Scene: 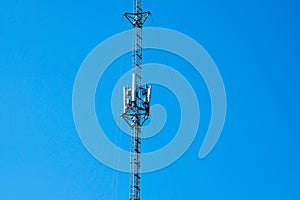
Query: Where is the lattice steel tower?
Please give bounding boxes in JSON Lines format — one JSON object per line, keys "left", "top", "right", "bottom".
{"left": 121, "top": 0, "right": 151, "bottom": 200}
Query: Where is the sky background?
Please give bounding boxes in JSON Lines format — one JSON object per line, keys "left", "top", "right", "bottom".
{"left": 1, "top": 0, "right": 300, "bottom": 199}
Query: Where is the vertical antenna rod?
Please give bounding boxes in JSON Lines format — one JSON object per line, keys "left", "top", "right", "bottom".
{"left": 122, "top": 1, "right": 151, "bottom": 200}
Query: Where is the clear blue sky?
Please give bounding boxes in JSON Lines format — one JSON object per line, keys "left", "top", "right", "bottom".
{"left": 1, "top": 0, "right": 300, "bottom": 199}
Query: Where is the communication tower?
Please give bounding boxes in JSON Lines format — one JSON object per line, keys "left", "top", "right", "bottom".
{"left": 121, "top": 0, "right": 151, "bottom": 199}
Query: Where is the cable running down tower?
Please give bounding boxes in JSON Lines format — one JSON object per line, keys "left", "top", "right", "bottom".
{"left": 122, "top": 0, "right": 151, "bottom": 200}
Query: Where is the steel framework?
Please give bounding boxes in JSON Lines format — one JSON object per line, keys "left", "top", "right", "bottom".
{"left": 121, "top": 0, "right": 151, "bottom": 200}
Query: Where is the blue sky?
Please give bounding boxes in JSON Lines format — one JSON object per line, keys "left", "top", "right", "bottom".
{"left": 1, "top": 0, "right": 300, "bottom": 199}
